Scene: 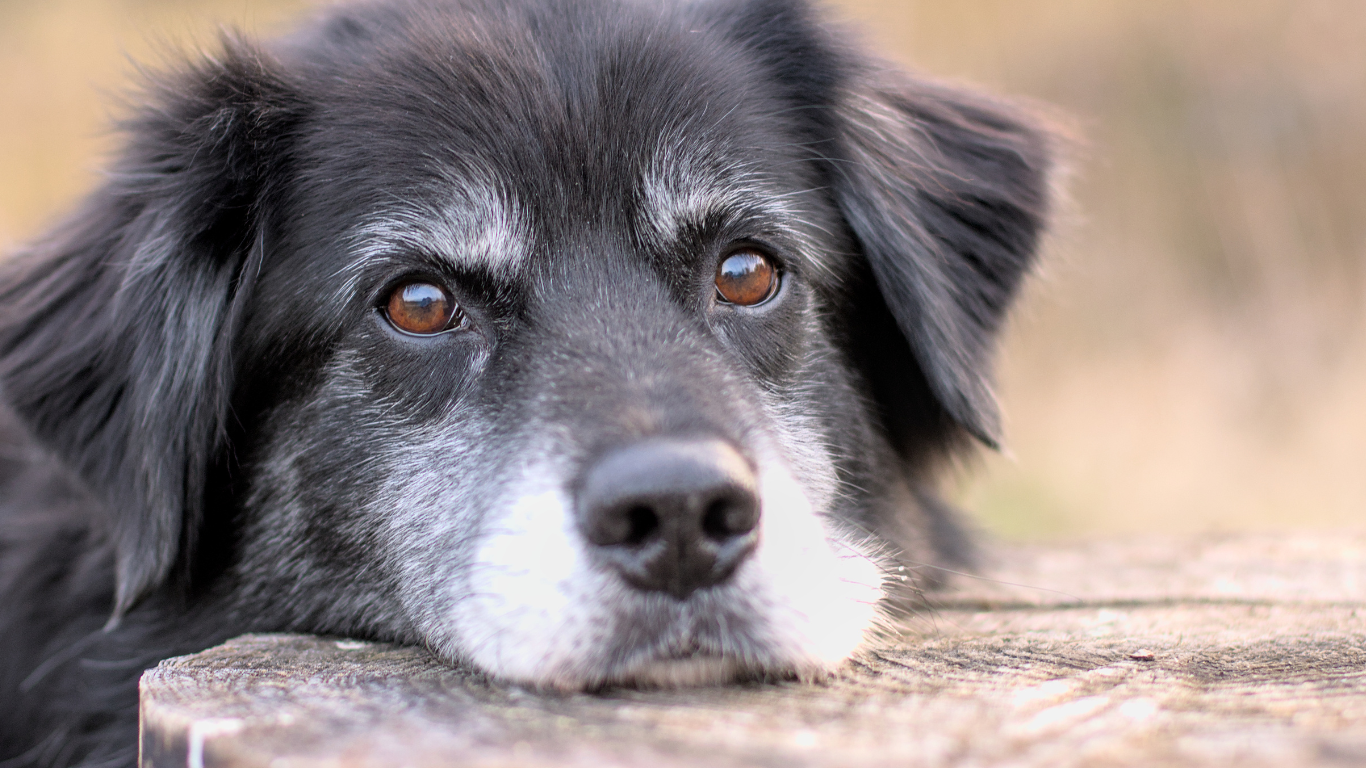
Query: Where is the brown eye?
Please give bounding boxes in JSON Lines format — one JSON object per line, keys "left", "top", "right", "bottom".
{"left": 385, "top": 281, "right": 460, "bottom": 335}
{"left": 715, "top": 249, "right": 778, "bottom": 306}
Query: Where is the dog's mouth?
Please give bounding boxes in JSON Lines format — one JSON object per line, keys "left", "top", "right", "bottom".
{"left": 593, "top": 634, "right": 758, "bottom": 689}
{"left": 585, "top": 621, "right": 787, "bottom": 690}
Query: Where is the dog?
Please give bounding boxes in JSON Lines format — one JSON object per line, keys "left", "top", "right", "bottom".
{"left": 0, "top": 0, "right": 1054, "bottom": 764}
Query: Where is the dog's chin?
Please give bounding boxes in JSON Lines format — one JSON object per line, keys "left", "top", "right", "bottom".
{"left": 603, "top": 655, "right": 836, "bottom": 690}
{"left": 530, "top": 651, "right": 826, "bottom": 693}
{"left": 598, "top": 654, "right": 748, "bottom": 690}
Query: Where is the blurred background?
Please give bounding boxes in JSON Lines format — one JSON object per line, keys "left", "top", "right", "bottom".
{"left": 1, "top": 0, "right": 1362, "bottom": 541}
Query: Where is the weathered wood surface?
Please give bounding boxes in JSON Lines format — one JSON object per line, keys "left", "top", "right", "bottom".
{"left": 140, "top": 532, "right": 1366, "bottom": 768}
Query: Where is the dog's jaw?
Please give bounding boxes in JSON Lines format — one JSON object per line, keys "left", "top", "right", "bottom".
{"left": 436, "top": 450, "right": 884, "bottom": 691}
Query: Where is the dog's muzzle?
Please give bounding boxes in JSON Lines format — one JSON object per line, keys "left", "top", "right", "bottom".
{"left": 576, "top": 438, "right": 760, "bottom": 600}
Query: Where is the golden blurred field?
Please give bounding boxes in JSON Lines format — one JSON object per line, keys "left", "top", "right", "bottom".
{"left": 2, "top": 0, "right": 1362, "bottom": 541}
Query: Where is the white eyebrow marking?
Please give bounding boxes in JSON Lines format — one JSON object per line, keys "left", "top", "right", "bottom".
{"left": 636, "top": 132, "right": 837, "bottom": 283}
{"left": 639, "top": 136, "right": 776, "bottom": 245}
{"left": 334, "top": 180, "right": 531, "bottom": 303}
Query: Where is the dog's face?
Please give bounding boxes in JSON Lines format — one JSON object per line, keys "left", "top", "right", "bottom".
{"left": 0, "top": 0, "right": 1052, "bottom": 689}
{"left": 246, "top": 15, "right": 881, "bottom": 685}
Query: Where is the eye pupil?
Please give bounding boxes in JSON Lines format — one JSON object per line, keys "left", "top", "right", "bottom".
{"left": 386, "top": 282, "right": 457, "bottom": 335}
{"left": 715, "top": 250, "right": 777, "bottom": 306}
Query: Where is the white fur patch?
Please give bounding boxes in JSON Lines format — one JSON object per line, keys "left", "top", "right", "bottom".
{"left": 336, "top": 180, "right": 530, "bottom": 303}
{"left": 447, "top": 476, "right": 613, "bottom": 685}
{"left": 737, "top": 457, "right": 883, "bottom": 670}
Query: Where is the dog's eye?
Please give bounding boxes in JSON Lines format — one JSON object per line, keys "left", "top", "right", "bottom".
{"left": 385, "top": 281, "right": 462, "bottom": 335}
{"left": 715, "top": 249, "right": 778, "bottom": 307}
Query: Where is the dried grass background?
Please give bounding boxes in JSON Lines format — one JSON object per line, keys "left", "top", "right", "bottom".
{"left": 2, "top": 0, "right": 1362, "bottom": 541}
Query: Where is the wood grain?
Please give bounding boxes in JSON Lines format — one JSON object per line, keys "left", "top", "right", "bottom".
{"left": 139, "top": 532, "right": 1366, "bottom": 767}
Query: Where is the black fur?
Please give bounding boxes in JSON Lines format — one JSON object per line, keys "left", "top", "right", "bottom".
{"left": 0, "top": 0, "right": 1053, "bottom": 764}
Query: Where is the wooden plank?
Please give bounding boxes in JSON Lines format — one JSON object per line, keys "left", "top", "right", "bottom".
{"left": 139, "top": 533, "right": 1366, "bottom": 768}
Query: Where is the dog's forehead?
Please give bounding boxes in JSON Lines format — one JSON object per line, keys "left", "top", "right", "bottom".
{"left": 290, "top": 0, "right": 828, "bottom": 281}
{"left": 345, "top": 144, "right": 813, "bottom": 279}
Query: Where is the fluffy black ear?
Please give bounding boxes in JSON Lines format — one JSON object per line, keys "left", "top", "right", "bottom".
{"left": 829, "top": 68, "right": 1055, "bottom": 452}
{"left": 0, "top": 38, "right": 303, "bottom": 616}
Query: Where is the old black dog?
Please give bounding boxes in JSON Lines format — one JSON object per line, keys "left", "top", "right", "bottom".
{"left": 0, "top": 0, "right": 1053, "bottom": 764}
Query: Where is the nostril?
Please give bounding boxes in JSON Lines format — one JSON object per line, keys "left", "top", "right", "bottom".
{"left": 625, "top": 505, "right": 658, "bottom": 546}
{"left": 701, "top": 500, "right": 729, "bottom": 540}
{"left": 701, "top": 494, "right": 757, "bottom": 541}
{"left": 587, "top": 503, "right": 660, "bottom": 547}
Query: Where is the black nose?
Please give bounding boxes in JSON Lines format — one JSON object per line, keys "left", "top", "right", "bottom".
{"left": 577, "top": 438, "right": 760, "bottom": 600}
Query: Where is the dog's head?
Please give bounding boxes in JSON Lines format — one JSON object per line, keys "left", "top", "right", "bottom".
{"left": 0, "top": 0, "right": 1052, "bottom": 688}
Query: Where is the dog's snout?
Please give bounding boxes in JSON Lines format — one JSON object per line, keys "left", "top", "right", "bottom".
{"left": 578, "top": 438, "right": 760, "bottom": 600}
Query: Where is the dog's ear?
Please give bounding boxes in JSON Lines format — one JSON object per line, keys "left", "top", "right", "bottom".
{"left": 0, "top": 38, "right": 303, "bottom": 616}
{"left": 829, "top": 69, "right": 1055, "bottom": 454}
